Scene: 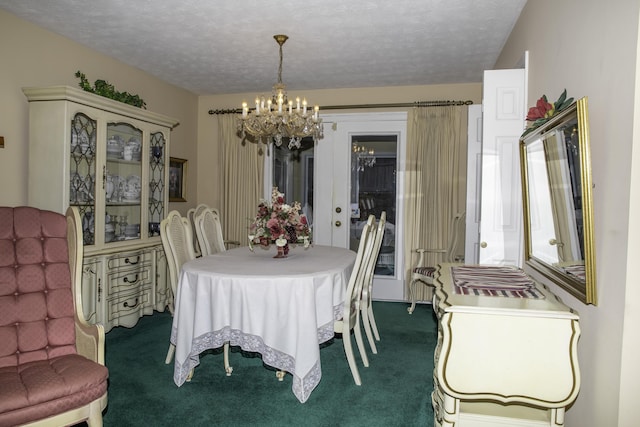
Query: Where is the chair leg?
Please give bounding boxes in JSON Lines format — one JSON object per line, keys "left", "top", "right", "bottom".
{"left": 165, "top": 343, "right": 175, "bottom": 364}
{"left": 86, "top": 399, "right": 104, "bottom": 427}
{"left": 342, "top": 327, "right": 362, "bottom": 386}
{"left": 361, "top": 305, "right": 378, "bottom": 354}
{"left": 223, "top": 341, "right": 233, "bottom": 376}
{"left": 368, "top": 304, "right": 380, "bottom": 341}
{"left": 354, "top": 312, "right": 369, "bottom": 368}
{"left": 407, "top": 276, "right": 420, "bottom": 314}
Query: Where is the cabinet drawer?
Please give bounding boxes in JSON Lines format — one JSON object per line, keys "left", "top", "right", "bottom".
{"left": 107, "top": 266, "right": 152, "bottom": 296}
{"left": 107, "top": 287, "right": 154, "bottom": 327}
{"left": 107, "top": 250, "right": 152, "bottom": 269}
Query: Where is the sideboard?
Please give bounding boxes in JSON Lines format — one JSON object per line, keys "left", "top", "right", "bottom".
{"left": 432, "top": 263, "right": 580, "bottom": 427}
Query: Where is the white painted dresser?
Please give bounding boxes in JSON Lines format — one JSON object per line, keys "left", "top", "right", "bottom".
{"left": 432, "top": 264, "right": 580, "bottom": 427}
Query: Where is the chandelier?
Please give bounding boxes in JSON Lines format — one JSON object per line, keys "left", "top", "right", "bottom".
{"left": 352, "top": 142, "right": 376, "bottom": 171}
{"left": 238, "top": 35, "right": 323, "bottom": 150}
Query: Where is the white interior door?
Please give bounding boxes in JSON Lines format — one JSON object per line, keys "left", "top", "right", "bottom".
{"left": 478, "top": 68, "right": 526, "bottom": 266}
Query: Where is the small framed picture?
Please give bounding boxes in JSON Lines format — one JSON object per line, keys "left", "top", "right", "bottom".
{"left": 169, "top": 157, "right": 187, "bottom": 202}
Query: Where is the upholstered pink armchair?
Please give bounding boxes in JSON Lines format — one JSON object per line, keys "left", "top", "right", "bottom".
{"left": 0, "top": 206, "right": 108, "bottom": 426}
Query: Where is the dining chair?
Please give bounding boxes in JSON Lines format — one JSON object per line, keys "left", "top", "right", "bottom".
{"left": 334, "top": 214, "right": 377, "bottom": 386}
{"left": 407, "top": 211, "right": 466, "bottom": 314}
{"left": 194, "top": 207, "right": 227, "bottom": 255}
{"left": 361, "top": 211, "right": 386, "bottom": 354}
{"left": 160, "top": 210, "right": 232, "bottom": 376}
{"left": 186, "top": 203, "right": 209, "bottom": 257}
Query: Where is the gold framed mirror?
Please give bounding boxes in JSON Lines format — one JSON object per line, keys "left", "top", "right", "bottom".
{"left": 520, "top": 97, "right": 597, "bottom": 304}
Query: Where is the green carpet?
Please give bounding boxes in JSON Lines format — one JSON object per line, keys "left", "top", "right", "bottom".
{"left": 98, "top": 301, "right": 436, "bottom": 426}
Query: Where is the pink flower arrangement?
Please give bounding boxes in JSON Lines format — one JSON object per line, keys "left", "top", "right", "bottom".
{"left": 248, "top": 187, "right": 311, "bottom": 250}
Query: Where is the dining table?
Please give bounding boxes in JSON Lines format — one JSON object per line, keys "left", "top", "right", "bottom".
{"left": 170, "top": 244, "right": 356, "bottom": 403}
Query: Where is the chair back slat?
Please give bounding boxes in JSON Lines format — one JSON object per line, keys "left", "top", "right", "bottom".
{"left": 343, "top": 215, "right": 376, "bottom": 327}
{"left": 195, "top": 208, "right": 226, "bottom": 256}
{"left": 160, "top": 211, "right": 195, "bottom": 305}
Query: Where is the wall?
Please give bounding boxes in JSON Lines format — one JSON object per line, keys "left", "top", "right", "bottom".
{"left": 0, "top": 9, "right": 198, "bottom": 214}
{"left": 197, "top": 84, "right": 482, "bottom": 208}
{"left": 0, "top": 6, "right": 482, "bottom": 234}
{"left": 495, "top": 0, "right": 640, "bottom": 425}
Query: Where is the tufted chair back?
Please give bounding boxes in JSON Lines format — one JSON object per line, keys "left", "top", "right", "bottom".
{"left": 0, "top": 206, "right": 77, "bottom": 367}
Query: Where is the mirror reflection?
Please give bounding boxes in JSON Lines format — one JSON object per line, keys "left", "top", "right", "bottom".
{"left": 521, "top": 97, "right": 596, "bottom": 304}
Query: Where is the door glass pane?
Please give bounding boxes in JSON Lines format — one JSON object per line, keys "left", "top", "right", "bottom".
{"left": 70, "top": 113, "right": 97, "bottom": 246}
{"left": 105, "top": 122, "right": 142, "bottom": 243}
{"left": 272, "top": 138, "right": 315, "bottom": 226}
{"left": 350, "top": 135, "right": 397, "bottom": 276}
{"left": 149, "top": 131, "right": 166, "bottom": 237}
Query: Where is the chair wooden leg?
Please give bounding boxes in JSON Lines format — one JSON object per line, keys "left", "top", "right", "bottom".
{"left": 407, "top": 277, "right": 420, "bottom": 314}
{"left": 361, "top": 305, "right": 378, "bottom": 354}
{"left": 165, "top": 343, "right": 175, "bottom": 364}
{"left": 354, "top": 313, "right": 369, "bottom": 368}
{"left": 86, "top": 400, "right": 104, "bottom": 427}
{"left": 223, "top": 341, "right": 233, "bottom": 376}
{"left": 342, "top": 328, "right": 362, "bottom": 386}
{"left": 368, "top": 304, "right": 380, "bottom": 341}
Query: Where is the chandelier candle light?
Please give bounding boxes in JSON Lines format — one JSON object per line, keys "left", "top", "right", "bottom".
{"left": 238, "top": 35, "right": 323, "bottom": 150}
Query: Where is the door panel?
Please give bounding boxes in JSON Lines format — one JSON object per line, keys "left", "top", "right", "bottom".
{"left": 465, "top": 104, "right": 483, "bottom": 264}
{"left": 479, "top": 69, "right": 525, "bottom": 266}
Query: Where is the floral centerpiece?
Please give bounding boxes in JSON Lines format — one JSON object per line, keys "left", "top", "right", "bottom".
{"left": 522, "top": 89, "right": 574, "bottom": 137}
{"left": 248, "top": 187, "right": 311, "bottom": 258}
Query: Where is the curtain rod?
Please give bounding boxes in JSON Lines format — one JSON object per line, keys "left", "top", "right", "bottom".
{"left": 208, "top": 99, "right": 473, "bottom": 115}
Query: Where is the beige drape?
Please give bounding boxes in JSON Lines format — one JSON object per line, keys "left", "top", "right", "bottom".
{"left": 217, "top": 115, "right": 264, "bottom": 245}
{"left": 403, "top": 105, "right": 467, "bottom": 302}
{"left": 545, "top": 130, "right": 579, "bottom": 264}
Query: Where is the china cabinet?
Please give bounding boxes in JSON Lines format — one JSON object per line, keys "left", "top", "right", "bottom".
{"left": 24, "top": 86, "right": 178, "bottom": 332}
{"left": 431, "top": 263, "right": 580, "bottom": 427}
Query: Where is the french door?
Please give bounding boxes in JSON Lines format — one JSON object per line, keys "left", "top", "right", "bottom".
{"left": 266, "top": 112, "right": 407, "bottom": 301}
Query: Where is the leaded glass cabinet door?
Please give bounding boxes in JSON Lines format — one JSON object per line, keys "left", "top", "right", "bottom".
{"left": 105, "top": 122, "right": 143, "bottom": 243}
{"left": 70, "top": 112, "right": 97, "bottom": 246}
{"left": 148, "top": 131, "right": 166, "bottom": 237}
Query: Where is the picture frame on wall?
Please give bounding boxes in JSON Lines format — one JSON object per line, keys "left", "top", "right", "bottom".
{"left": 169, "top": 157, "right": 187, "bottom": 202}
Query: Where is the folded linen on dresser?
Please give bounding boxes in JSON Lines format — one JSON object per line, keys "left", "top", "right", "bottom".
{"left": 451, "top": 265, "right": 545, "bottom": 298}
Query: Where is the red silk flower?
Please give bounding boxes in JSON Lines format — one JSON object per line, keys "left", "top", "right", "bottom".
{"left": 526, "top": 96, "right": 554, "bottom": 121}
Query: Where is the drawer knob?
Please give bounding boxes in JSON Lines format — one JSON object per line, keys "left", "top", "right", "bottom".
{"left": 124, "top": 298, "right": 140, "bottom": 309}
{"left": 125, "top": 256, "right": 140, "bottom": 265}
{"left": 123, "top": 274, "right": 139, "bottom": 284}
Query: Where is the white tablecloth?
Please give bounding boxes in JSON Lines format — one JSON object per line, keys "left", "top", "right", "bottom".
{"left": 170, "top": 244, "right": 356, "bottom": 403}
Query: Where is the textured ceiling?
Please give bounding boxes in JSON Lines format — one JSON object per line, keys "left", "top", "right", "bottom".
{"left": 0, "top": 0, "right": 527, "bottom": 96}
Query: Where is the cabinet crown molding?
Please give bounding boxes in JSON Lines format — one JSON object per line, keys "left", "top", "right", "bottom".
{"left": 23, "top": 85, "right": 179, "bottom": 129}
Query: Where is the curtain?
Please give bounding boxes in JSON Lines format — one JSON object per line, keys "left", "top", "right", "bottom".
{"left": 403, "top": 105, "right": 467, "bottom": 302}
{"left": 545, "top": 130, "right": 580, "bottom": 264}
{"left": 217, "top": 115, "right": 264, "bottom": 245}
